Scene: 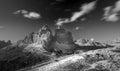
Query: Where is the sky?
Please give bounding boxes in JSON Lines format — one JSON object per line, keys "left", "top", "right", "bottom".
{"left": 0, "top": 0, "right": 120, "bottom": 42}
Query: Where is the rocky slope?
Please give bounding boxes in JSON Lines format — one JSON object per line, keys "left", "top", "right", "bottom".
{"left": 18, "top": 47, "right": 120, "bottom": 71}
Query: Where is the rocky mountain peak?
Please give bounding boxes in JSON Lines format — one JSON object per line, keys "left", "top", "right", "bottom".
{"left": 41, "top": 25, "right": 49, "bottom": 30}
{"left": 19, "top": 25, "right": 53, "bottom": 46}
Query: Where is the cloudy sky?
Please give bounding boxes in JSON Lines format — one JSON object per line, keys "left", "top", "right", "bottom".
{"left": 0, "top": 0, "right": 120, "bottom": 42}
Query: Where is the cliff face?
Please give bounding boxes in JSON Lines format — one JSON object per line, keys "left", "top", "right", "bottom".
{"left": 17, "top": 25, "right": 54, "bottom": 53}
{"left": 23, "top": 25, "right": 53, "bottom": 45}
{"left": 22, "top": 26, "right": 77, "bottom": 54}
{"left": 54, "top": 29, "right": 73, "bottom": 44}
{"left": 51, "top": 28, "right": 77, "bottom": 54}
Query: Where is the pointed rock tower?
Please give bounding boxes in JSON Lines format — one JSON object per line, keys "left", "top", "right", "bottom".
{"left": 17, "top": 25, "right": 54, "bottom": 53}
{"left": 51, "top": 28, "right": 77, "bottom": 54}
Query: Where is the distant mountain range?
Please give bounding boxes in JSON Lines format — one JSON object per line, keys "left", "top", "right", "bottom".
{"left": 0, "top": 40, "right": 11, "bottom": 49}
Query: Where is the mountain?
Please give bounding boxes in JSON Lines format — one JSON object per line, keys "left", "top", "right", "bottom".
{"left": 75, "top": 38, "right": 108, "bottom": 47}
{"left": 0, "top": 40, "right": 11, "bottom": 49}
{"left": 0, "top": 25, "right": 54, "bottom": 71}
{"left": 0, "top": 25, "right": 79, "bottom": 71}
{"left": 17, "top": 25, "right": 54, "bottom": 53}
{"left": 74, "top": 38, "right": 114, "bottom": 53}
{"left": 0, "top": 25, "right": 117, "bottom": 71}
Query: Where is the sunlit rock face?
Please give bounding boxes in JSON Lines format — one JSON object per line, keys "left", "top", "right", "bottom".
{"left": 18, "top": 25, "right": 54, "bottom": 52}
{"left": 51, "top": 28, "right": 77, "bottom": 54}
{"left": 24, "top": 25, "right": 53, "bottom": 44}
{"left": 33, "top": 25, "right": 53, "bottom": 48}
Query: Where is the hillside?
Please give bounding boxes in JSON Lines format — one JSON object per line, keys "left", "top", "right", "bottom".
{"left": 18, "top": 46, "right": 120, "bottom": 71}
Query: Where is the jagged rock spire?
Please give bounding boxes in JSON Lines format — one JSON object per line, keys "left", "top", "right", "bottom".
{"left": 22, "top": 25, "right": 53, "bottom": 45}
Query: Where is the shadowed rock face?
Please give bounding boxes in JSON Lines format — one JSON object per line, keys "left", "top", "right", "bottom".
{"left": 50, "top": 28, "right": 77, "bottom": 54}
{"left": 54, "top": 29, "right": 73, "bottom": 44}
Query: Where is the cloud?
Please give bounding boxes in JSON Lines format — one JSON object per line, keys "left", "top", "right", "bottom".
{"left": 75, "top": 27, "right": 80, "bottom": 30}
{"left": 13, "top": 10, "right": 28, "bottom": 14}
{"left": 81, "top": 18, "right": 86, "bottom": 21}
{"left": 102, "top": 0, "right": 120, "bottom": 22}
{"left": 56, "top": 18, "right": 69, "bottom": 28}
{"left": 23, "top": 12, "right": 41, "bottom": 19}
{"left": 70, "top": 1, "right": 96, "bottom": 22}
{"left": 104, "top": 13, "right": 119, "bottom": 22}
{"left": 56, "top": 1, "right": 97, "bottom": 28}
{"left": 13, "top": 10, "right": 41, "bottom": 19}
{"left": 113, "top": 0, "right": 120, "bottom": 12}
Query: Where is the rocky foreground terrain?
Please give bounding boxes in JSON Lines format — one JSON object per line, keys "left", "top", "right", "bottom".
{"left": 0, "top": 25, "right": 120, "bottom": 71}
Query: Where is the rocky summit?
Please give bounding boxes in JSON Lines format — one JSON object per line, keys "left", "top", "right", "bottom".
{"left": 23, "top": 25, "right": 53, "bottom": 45}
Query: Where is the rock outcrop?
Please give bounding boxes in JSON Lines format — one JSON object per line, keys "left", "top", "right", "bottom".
{"left": 23, "top": 25, "right": 53, "bottom": 45}
{"left": 75, "top": 38, "right": 108, "bottom": 47}
{"left": 51, "top": 28, "right": 77, "bottom": 54}
{"left": 17, "top": 25, "right": 54, "bottom": 53}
